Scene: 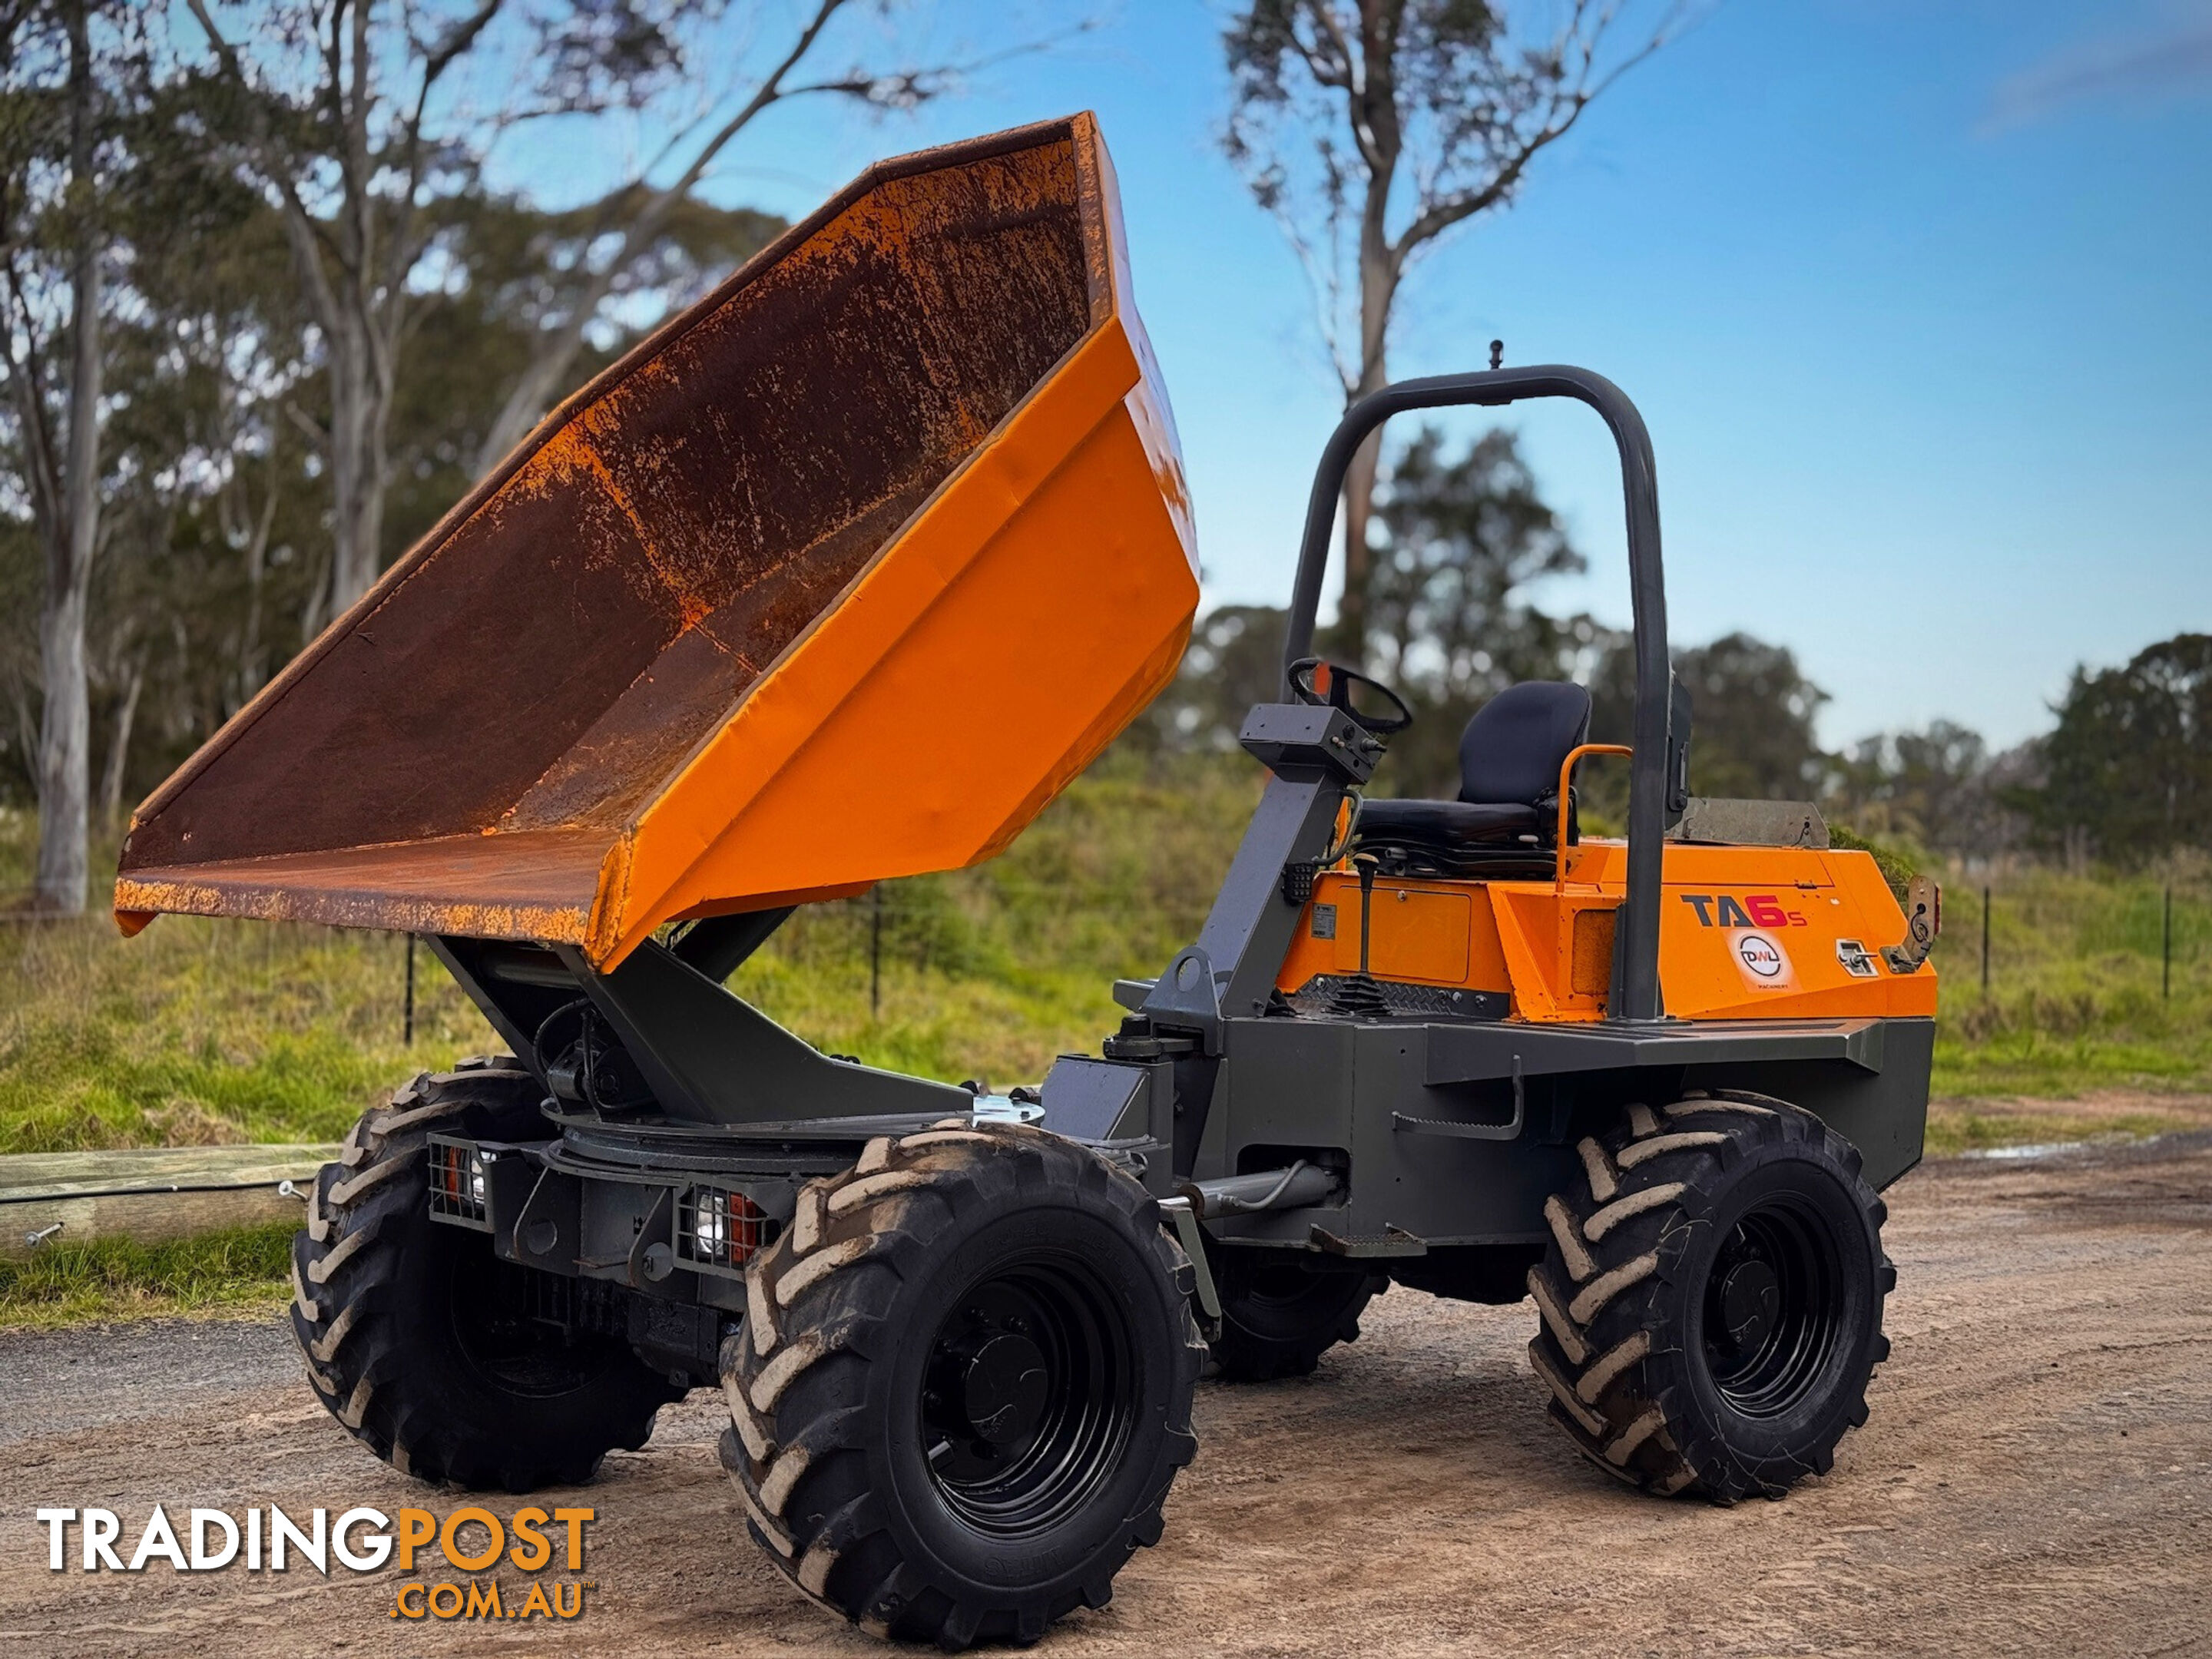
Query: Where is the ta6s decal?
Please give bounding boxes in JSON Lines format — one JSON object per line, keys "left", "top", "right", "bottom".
{"left": 1681, "top": 893, "right": 1810, "bottom": 929}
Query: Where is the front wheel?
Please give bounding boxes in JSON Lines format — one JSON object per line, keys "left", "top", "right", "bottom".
{"left": 721, "top": 1122, "right": 1204, "bottom": 1650}
{"left": 292, "top": 1061, "right": 685, "bottom": 1490}
{"left": 1527, "top": 1091, "right": 1893, "bottom": 1502}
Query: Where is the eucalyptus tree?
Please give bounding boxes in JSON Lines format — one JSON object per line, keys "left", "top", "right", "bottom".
{"left": 0, "top": 0, "right": 151, "bottom": 908}
{"left": 1221, "top": 0, "right": 1690, "bottom": 664}
{"left": 181, "top": 0, "right": 1027, "bottom": 625}
{"left": 2030, "top": 634, "right": 2212, "bottom": 865}
{"left": 469, "top": 0, "right": 997, "bottom": 476}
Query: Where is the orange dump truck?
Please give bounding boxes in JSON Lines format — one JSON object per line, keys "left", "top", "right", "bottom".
{"left": 118, "top": 114, "right": 1938, "bottom": 1651}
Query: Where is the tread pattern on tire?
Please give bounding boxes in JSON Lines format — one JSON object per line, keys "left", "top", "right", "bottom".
{"left": 1526, "top": 1090, "right": 1896, "bottom": 1502}
{"left": 720, "top": 1119, "right": 1205, "bottom": 1649}
{"left": 291, "top": 1057, "right": 680, "bottom": 1490}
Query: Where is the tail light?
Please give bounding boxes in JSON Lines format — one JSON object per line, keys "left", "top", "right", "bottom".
{"left": 678, "top": 1186, "right": 779, "bottom": 1270}
{"left": 428, "top": 1141, "right": 488, "bottom": 1223}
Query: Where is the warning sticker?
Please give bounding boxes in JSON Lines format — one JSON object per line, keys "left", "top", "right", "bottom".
{"left": 1730, "top": 930, "right": 1795, "bottom": 988}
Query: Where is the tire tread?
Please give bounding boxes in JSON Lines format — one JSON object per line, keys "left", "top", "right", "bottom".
{"left": 722, "top": 1123, "right": 1200, "bottom": 1650}
{"left": 1528, "top": 1090, "right": 1894, "bottom": 1502}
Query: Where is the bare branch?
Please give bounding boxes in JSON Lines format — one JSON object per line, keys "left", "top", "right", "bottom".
{"left": 1390, "top": 104, "right": 1572, "bottom": 261}
{"left": 1218, "top": 0, "right": 1697, "bottom": 664}
{"left": 1296, "top": 3, "right": 1359, "bottom": 93}
{"left": 0, "top": 250, "right": 64, "bottom": 548}
{"left": 182, "top": 0, "right": 342, "bottom": 330}
{"left": 386, "top": 0, "right": 505, "bottom": 303}
{"left": 281, "top": 396, "right": 327, "bottom": 449}
{"left": 472, "top": 0, "right": 1068, "bottom": 474}
{"left": 657, "top": 0, "right": 854, "bottom": 208}
{"left": 419, "top": 0, "right": 503, "bottom": 92}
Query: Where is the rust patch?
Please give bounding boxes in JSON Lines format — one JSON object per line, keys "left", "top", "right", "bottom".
{"left": 115, "top": 830, "right": 609, "bottom": 944}
{"left": 120, "top": 128, "right": 1092, "bottom": 892}
{"left": 1571, "top": 906, "right": 1617, "bottom": 997}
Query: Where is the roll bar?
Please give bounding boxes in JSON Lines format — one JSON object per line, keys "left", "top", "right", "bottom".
{"left": 1280, "top": 365, "right": 1677, "bottom": 1023}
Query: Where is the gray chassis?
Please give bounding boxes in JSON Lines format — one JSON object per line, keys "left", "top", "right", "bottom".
{"left": 416, "top": 714, "right": 1930, "bottom": 1387}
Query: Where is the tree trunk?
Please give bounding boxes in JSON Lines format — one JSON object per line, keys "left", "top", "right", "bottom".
{"left": 33, "top": 1, "right": 101, "bottom": 914}
{"left": 279, "top": 0, "right": 399, "bottom": 624}
{"left": 1335, "top": 162, "right": 1399, "bottom": 670}
{"left": 34, "top": 579, "right": 91, "bottom": 910}
{"left": 1336, "top": 358, "right": 1386, "bottom": 667}
{"left": 98, "top": 658, "right": 144, "bottom": 823}
{"left": 476, "top": 329, "right": 579, "bottom": 477}
{"left": 323, "top": 312, "right": 382, "bottom": 616}
{"left": 1332, "top": 0, "right": 1402, "bottom": 673}
{"left": 234, "top": 469, "right": 276, "bottom": 707}
{"left": 310, "top": 303, "right": 395, "bottom": 621}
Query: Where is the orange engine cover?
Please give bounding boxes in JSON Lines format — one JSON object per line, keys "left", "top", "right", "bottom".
{"left": 1276, "top": 841, "right": 1938, "bottom": 1022}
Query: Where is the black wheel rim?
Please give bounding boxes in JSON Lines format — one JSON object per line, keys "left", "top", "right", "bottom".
{"left": 920, "top": 1253, "right": 1138, "bottom": 1539}
{"left": 1699, "top": 1195, "right": 1846, "bottom": 1419}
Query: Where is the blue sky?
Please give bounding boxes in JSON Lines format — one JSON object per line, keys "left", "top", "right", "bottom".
{"left": 495, "top": 1, "right": 2212, "bottom": 751}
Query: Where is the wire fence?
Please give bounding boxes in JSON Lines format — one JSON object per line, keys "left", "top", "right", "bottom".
{"left": 1947, "top": 880, "right": 2207, "bottom": 1001}
{"left": 6, "top": 865, "right": 2207, "bottom": 1054}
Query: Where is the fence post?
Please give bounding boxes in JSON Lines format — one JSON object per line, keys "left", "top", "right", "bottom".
{"left": 403, "top": 932, "right": 416, "bottom": 1046}
{"left": 870, "top": 887, "right": 882, "bottom": 1020}
{"left": 1981, "top": 886, "right": 1992, "bottom": 998}
{"left": 2164, "top": 886, "right": 2173, "bottom": 1000}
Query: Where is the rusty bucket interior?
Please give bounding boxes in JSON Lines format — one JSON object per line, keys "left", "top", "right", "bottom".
{"left": 116, "top": 114, "right": 1199, "bottom": 967}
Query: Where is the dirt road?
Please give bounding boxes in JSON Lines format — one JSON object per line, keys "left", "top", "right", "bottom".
{"left": 4, "top": 1135, "right": 2210, "bottom": 1657}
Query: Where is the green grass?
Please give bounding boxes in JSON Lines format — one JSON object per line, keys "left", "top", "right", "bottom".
{"left": 0, "top": 906, "right": 505, "bottom": 1154}
{"left": 1923, "top": 856, "right": 2212, "bottom": 1098}
{"left": 0, "top": 757, "right": 1259, "bottom": 1152}
{"left": 0, "top": 1220, "right": 294, "bottom": 1330}
{"left": 3, "top": 769, "right": 2208, "bottom": 1175}
{"left": 1922, "top": 1098, "right": 2209, "bottom": 1159}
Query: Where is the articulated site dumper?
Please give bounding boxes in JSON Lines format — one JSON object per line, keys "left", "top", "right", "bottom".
{"left": 117, "top": 115, "right": 1942, "bottom": 1649}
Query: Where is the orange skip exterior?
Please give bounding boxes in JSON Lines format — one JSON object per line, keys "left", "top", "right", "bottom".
{"left": 1275, "top": 841, "right": 1939, "bottom": 1024}
{"left": 112, "top": 115, "right": 1197, "bottom": 970}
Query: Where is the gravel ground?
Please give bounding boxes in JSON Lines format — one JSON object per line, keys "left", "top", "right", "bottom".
{"left": 2, "top": 1134, "right": 2209, "bottom": 1657}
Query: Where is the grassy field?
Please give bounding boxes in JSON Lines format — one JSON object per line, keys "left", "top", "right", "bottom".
{"left": 4, "top": 767, "right": 2209, "bottom": 1157}
{"left": 0, "top": 1220, "right": 294, "bottom": 1330}
{"left": 1917, "top": 855, "right": 2212, "bottom": 1153}
{"left": 2, "top": 761, "right": 2209, "bottom": 1323}
{"left": 1926, "top": 864, "right": 2212, "bottom": 1091}
{"left": 0, "top": 757, "right": 1256, "bottom": 1156}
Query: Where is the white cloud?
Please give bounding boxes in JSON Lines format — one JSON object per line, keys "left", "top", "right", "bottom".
{"left": 1985, "top": 2, "right": 2212, "bottom": 130}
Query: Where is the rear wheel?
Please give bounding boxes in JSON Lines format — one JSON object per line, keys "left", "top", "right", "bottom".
{"left": 292, "top": 1060, "right": 684, "bottom": 1490}
{"left": 1526, "top": 1091, "right": 1893, "bottom": 1501}
{"left": 1207, "top": 1252, "right": 1384, "bottom": 1381}
{"left": 721, "top": 1121, "right": 1204, "bottom": 1650}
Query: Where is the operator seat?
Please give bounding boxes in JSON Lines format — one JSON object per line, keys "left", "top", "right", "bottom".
{"left": 1354, "top": 681, "right": 1592, "bottom": 876}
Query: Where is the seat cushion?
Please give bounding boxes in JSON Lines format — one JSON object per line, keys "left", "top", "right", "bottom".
{"left": 1459, "top": 681, "right": 1591, "bottom": 806}
{"left": 1356, "top": 798, "right": 1544, "bottom": 851}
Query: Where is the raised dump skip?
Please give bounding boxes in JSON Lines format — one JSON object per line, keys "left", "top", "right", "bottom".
{"left": 115, "top": 114, "right": 1198, "bottom": 969}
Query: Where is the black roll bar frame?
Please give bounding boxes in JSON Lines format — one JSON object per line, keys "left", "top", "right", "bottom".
{"left": 1280, "top": 366, "right": 1674, "bottom": 1023}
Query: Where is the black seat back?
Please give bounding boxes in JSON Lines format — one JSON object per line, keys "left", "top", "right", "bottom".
{"left": 1458, "top": 681, "right": 1592, "bottom": 806}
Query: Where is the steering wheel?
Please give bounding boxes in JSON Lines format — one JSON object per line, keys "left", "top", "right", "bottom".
{"left": 1287, "top": 657, "right": 1414, "bottom": 736}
